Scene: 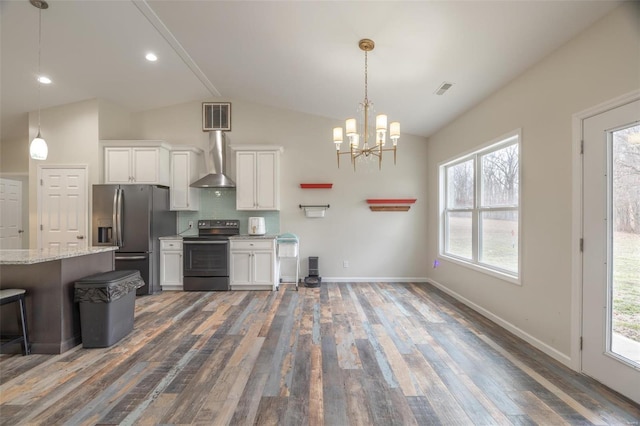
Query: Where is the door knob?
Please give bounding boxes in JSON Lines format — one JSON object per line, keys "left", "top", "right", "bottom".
{"left": 77, "top": 235, "right": 85, "bottom": 240}
{"left": 17, "top": 229, "right": 24, "bottom": 234}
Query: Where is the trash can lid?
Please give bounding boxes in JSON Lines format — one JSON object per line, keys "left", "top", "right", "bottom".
{"left": 75, "top": 270, "right": 140, "bottom": 286}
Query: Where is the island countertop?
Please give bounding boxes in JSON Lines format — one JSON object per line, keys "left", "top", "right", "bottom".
{"left": 0, "top": 246, "right": 118, "bottom": 265}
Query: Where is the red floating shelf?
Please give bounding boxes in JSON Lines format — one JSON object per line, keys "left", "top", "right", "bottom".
{"left": 300, "top": 183, "right": 333, "bottom": 189}
{"left": 366, "top": 198, "right": 417, "bottom": 204}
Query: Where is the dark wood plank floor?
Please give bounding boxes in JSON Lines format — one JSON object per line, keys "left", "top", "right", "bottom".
{"left": 1, "top": 282, "right": 639, "bottom": 425}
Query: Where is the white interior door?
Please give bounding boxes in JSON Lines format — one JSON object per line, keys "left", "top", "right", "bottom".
{"left": 582, "top": 99, "right": 640, "bottom": 404}
{"left": 0, "top": 178, "right": 24, "bottom": 249}
{"left": 38, "top": 166, "right": 88, "bottom": 250}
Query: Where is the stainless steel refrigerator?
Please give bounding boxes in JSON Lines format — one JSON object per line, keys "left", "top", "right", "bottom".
{"left": 92, "top": 185, "right": 176, "bottom": 295}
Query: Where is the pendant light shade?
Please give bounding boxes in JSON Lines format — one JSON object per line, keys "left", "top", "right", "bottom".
{"left": 30, "top": 0, "right": 49, "bottom": 160}
{"left": 30, "top": 131, "right": 48, "bottom": 160}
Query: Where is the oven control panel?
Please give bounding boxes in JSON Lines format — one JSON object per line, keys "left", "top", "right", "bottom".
{"left": 198, "top": 219, "right": 240, "bottom": 230}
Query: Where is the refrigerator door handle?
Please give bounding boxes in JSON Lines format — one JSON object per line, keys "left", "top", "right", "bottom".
{"left": 115, "top": 188, "right": 124, "bottom": 247}
{"left": 112, "top": 188, "right": 119, "bottom": 246}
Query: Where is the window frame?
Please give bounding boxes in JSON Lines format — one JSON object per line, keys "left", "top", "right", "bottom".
{"left": 439, "top": 130, "right": 521, "bottom": 284}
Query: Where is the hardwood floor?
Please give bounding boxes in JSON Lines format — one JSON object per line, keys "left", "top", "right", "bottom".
{"left": 1, "top": 282, "right": 638, "bottom": 425}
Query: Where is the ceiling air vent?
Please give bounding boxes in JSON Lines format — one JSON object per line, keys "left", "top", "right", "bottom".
{"left": 202, "top": 102, "right": 231, "bottom": 131}
{"left": 434, "top": 82, "right": 454, "bottom": 96}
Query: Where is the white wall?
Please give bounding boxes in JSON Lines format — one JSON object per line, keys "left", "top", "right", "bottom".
{"left": 425, "top": 3, "right": 640, "bottom": 363}
{"left": 27, "top": 99, "right": 100, "bottom": 247}
{"left": 98, "top": 99, "right": 133, "bottom": 140}
{"left": 132, "top": 99, "right": 430, "bottom": 280}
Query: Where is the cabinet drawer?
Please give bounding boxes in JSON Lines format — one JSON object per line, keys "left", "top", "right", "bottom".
{"left": 231, "top": 240, "right": 274, "bottom": 251}
{"left": 161, "top": 240, "right": 183, "bottom": 250}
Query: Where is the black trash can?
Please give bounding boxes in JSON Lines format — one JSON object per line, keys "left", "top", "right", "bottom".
{"left": 74, "top": 270, "right": 144, "bottom": 348}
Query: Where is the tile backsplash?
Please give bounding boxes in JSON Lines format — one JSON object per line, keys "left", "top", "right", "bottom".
{"left": 176, "top": 188, "right": 280, "bottom": 236}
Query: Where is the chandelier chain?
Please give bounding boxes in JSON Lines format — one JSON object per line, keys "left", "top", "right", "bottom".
{"left": 364, "top": 50, "right": 368, "bottom": 104}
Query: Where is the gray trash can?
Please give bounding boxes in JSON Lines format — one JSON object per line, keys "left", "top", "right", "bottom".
{"left": 74, "top": 270, "right": 144, "bottom": 348}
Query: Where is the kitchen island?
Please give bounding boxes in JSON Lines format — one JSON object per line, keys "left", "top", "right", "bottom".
{"left": 0, "top": 247, "right": 117, "bottom": 354}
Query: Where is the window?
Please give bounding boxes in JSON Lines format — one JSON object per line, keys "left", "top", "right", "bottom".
{"left": 440, "top": 131, "right": 520, "bottom": 279}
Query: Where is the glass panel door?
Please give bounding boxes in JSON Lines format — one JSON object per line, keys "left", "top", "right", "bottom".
{"left": 582, "top": 98, "right": 640, "bottom": 404}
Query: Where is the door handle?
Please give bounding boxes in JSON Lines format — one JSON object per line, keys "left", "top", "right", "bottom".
{"left": 17, "top": 229, "right": 24, "bottom": 234}
{"left": 76, "top": 235, "right": 85, "bottom": 240}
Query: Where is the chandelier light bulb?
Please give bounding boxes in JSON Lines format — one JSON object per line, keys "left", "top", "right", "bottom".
{"left": 333, "top": 127, "right": 343, "bottom": 144}
{"left": 390, "top": 122, "right": 400, "bottom": 139}
{"left": 345, "top": 118, "right": 357, "bottom": 136}
{"left": 350, "top": 134, "right": 359, "bottom": 148}
{"left": 376, "top": 114, "right": 387, "bottom": 131}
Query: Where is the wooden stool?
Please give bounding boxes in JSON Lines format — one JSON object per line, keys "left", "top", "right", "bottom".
{"left": 0, "top": 289, "right": 31, "bottom": 355}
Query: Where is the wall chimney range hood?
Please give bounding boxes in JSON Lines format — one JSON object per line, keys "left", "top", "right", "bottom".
{"left": 190, "top": 130, "right": 235, "bottom": 188}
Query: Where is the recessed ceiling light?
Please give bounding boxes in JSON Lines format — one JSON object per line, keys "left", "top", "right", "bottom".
{"left": 145, "top": 52, "right": 158, "bottom": 62}
{"left": 37, "top": 75, "right": 52, "bottom": 84}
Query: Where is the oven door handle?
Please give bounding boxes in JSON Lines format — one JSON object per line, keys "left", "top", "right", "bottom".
{"left": 183, "top": 241, "right": 229, "bottom": 245}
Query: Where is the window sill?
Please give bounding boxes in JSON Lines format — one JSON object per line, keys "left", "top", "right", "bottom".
{"left": 438, "top": 254, "right": 521, "bottom": 286}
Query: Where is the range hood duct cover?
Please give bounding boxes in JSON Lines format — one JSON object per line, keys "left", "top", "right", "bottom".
{"left": 190, "top": 131, "right": 235, "bottom": 188}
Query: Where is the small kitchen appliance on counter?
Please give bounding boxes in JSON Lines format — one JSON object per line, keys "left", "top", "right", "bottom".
{"left": 182, "top": 219, "right": 240, "bottom": 291}
{"left": 248, "top": 217, "right": 266, "bottom": 235}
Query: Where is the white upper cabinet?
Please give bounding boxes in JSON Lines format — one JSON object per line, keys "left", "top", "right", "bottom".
{"left": 102, "top": 141, "right": 171, "bottom": 186}
{"left": 170, "top": 147, "right": 203, "bottom": 211}
{"left": 232, "top": 145, "right": 283, "bottom": 211}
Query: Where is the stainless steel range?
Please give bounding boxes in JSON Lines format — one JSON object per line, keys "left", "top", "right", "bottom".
{"left": 182, "top": 219, "right": 240, "bottom": 291}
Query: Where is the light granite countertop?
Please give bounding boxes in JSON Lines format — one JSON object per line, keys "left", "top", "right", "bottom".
{"left": 159, "top": 235, "right": 185, "bottom": 240}
{"left": 0, "top": 246, "right": 118, "bottom": 265}
{"left": 229, "top": 234, "right": 277, "bottom": 240}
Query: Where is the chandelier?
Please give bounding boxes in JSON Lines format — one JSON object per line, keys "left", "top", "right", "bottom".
{"left": 332, "top": 39, "right": 400, "bottom": 170}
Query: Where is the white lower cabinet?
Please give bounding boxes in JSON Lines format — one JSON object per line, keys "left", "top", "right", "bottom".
{"left": 230, "top": 238, "right": 276, "bottom": 291}
{"left": 160, "top": 239, "right": 183, "bottom": 290}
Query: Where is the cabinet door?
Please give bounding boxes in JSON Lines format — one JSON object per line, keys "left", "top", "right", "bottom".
{"left": 170, "top": 151, "right": 189, "bottom": 210}
{"left": 230, "top": 250, "right": 252, "bottom": 285}
{"left": 256, "top": 151, "right": 279, "bottom": 210}
{"left": 253, "top": 250, "right": 274, "bottom": 285}
{"left": 171, "top": 151, "right": 201, "bottom": 211}
{"left": 132, "top": 148, "right": 159, "bottom": 183}
{"left": 236, "top": 152, "right": 257, "bottom": 210}
{"left": 104, "top": 148, "right": 132, "bottom": 183}
{"left": 160, "top": 250, "right": 183, "bottom": 289}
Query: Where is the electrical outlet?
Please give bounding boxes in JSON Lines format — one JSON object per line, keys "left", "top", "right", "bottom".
{"left": 343, "top": 260, "right": 349, "bottom": 268}
{"left": 188, "top": 221, "right": 194, "bottom": 229}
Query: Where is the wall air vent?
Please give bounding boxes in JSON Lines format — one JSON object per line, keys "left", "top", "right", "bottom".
{"left": 434, "top": 82, "right": 454, "bottom": 96}
{"left": 202, "top": 102, "right": 231, "bottom": 131}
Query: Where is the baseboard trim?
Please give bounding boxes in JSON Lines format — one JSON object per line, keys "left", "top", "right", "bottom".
{"left": 425, "top": 278, "right": 573, "bottom": 368}
{"left": 323, "top": 277, "right": 430, "bottom": 283}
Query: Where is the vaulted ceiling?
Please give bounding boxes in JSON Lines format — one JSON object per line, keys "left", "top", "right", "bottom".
{"left": 0, "top": 0, "right": 620, "bottom": 141}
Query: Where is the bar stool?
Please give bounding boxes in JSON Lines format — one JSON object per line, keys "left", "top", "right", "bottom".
{"left": 0, "top": 289, "right": 31, "bottom": 355}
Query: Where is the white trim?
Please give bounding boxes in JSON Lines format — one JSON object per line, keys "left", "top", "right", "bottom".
{"left": 426, "top": 278, "right": 573, "bottom": 368}
{"left": 570, "top": 89, "right": 640, "bottom": 372}
{"left": 439, "top": 129, "right": 522, "bottom": 281}
{"left": 324, "top": 277, "right": 429, "bottom": 283}
{"left": 438, "top": 254, "right": 520, "bottom": 285}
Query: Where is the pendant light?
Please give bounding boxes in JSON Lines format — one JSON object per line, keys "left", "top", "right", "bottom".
{"left": 30, "top": 0, "right": 49, "bottom": 160}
